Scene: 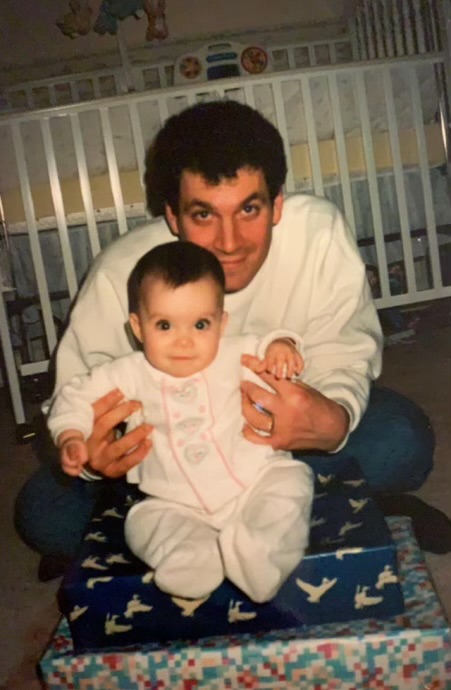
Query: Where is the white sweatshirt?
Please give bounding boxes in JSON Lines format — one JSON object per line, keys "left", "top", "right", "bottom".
{"left": 52, "top": 194, "right": 383, "bottom": 434}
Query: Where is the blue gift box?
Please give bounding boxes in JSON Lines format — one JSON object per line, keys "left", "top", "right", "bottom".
{"left": 58, "top": 457, "right": 404, "bottom": 651}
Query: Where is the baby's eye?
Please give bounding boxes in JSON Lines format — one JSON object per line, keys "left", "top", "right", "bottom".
{"left": 195, "top": 319, "right": 210, "bottom": 330}
{"left": 156, "top": 320, "right": 171, "bottom": 330}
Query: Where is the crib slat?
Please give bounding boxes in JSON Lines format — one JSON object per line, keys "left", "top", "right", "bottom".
{"left": 374, "top": 2, "right": 386, "bottom": 58}
{"left": 286, "top": 46, "right": 297, "bottom": 70}
{"left": 271, "top": 80, "right": 296, "bottom": 194}
{"left": 329, "top": 42, "right": 337, "bottom": 65}
{"left": 69, "top": 81, "right": 80, "bottom": 104}
{"left": 308, "top": 44, "right": 316, "bottom": 67}
{"left": 0, "top": 289, "right": 26, "bottom": 423}
{"left": 402, "top": 0, "right": 415, "bottom": 55}
{"left": 301, "top": 76, "right": 323, "bottom": 196}
{"left": 392, "top": 0, "right": 405, "bottom": 56}
{"left": 10, "top": 121, "right": 58, "bottom": 355}
{"left": 158, "top": 65, "right": 169, "bottom": 89}
{"left": 328, "top": 73, "right": 356, "bottom": 237}
{"left": 383, "top": 68, "right": 417, "bottom": 296}
{"left": 157, "top": 96, "right": 170, "bottom": 127}
{"left": 363, "top": 0, "right": 376, "bottom": 60}
{"left": 25, "top": 88, "right": 34, "bottom": 110}
{"left": 127, "top": 102, "right": 147, "bottom": 196}
{"left": 355, "top": 13, "right": 367, "bottom": 61}
{"left": 48, "top": 84, "right": 58, "bottom": 108}
{"left": 99, "top": 107, "right": 128, "bottom": 236}
{"left": 69, "top": 112, "right": 101, "bottom": 258}
{"left": 412, "top": 0, "right": 426, "bottom": 53}
{"left": 428, "top": 0, "right": 440, "bottom": 52}
{"left": 381, "top": 0, "right": 395, "bottom": 58}
{"left": 114, "top": 71, "right": 128, "bottom": 97}
{"left": 409, "top": 67, "right": 443, "bottom": 289}
{"left": 213, "top": 86, "right": 225, "bottom": 101}
{"left": 243, "top": 84, "right": 255, "bottom": 109}
{"left": 185, "top": 91, "right": 197, "bottom": 107}
{"left": 355, "top": 71, "right": 391, "bottom": 301}
{"left": 41, "top": 118, "right": 79, "bottom": 299}
{"left": 92, "top": 77, "right": 102, "bottom": 100}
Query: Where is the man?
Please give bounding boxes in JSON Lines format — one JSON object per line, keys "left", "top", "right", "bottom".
{"left": 15, "top": 100, "right": 448, "bottom": 579}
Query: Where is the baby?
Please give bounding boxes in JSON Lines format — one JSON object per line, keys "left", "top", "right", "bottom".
{"left": 48, "top": 242, "right": 313, "bottom": 603}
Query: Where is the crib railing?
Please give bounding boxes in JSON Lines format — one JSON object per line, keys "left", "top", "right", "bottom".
{"left": 351, "top": 0, "right": 441, "bottom": 59}
{"left": 0, "top": 54, "right": 450, "bottom": 427}
{"left": 3, "top": 37, "right": 354, "bottom": 112}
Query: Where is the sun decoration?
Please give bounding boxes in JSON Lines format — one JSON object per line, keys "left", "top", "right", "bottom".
{"left": 241, "top": 46, "right": 268, "bottom": 74}
{"left": 179, "top": 55, "right": 202, "bottom": 80}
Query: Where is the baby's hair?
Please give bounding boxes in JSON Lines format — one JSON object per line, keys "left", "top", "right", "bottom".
{"left": 128, "top": 241, "right": 226, "bottom": 314}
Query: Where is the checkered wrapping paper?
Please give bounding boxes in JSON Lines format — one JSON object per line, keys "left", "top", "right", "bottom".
{"left": 40, "top": 517, "right": 451, "bottom": 689}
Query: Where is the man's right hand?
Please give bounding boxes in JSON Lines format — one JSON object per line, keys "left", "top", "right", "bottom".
{"left": 85, "top": 389, "right": 153, "bottom": 479}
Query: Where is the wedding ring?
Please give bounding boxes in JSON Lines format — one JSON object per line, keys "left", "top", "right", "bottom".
{"left": 254, "top": 402, "right": 274, "bottom": 436}
{"left": 266, "top": 414, "right": 274, "bottom": 435}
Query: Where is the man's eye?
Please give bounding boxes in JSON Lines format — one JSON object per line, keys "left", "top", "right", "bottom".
{"left": 195, "top": 319, "right": 210, "bottom": 330}
{"left": 156, "top": 320, "right": 171, "bottom": 330}
{"left": 242, "top": 204, "right": 259, "bottom": 216}
{"left": 193, "top": 210, "right": 211, "bottom": 221}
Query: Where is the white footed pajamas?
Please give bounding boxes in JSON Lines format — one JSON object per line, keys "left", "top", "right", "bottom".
{"left": 49, "top": 333, "right": 313, "bottom": 602}
{"left": 125, "top": 458, "right": 312, "bottom": 602}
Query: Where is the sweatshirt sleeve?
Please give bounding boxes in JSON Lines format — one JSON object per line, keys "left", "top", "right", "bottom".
{"left": 254, "top": 329, "right": 305, "bottom": 362}
{"left": 49, "top": 268, "right": 132, "bottom": 406}
{"left": 300, "top": 203, "right": 383, "bottom": 442}
{"left": 47, "top": 357, "right": 134, "bottom": 443}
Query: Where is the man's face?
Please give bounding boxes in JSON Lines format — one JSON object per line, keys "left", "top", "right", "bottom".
{"left": 165, "top": 167, "right": 284, "bottom": 293}
{"left": 129, "top": 277, "right": 228, "bottom": 378}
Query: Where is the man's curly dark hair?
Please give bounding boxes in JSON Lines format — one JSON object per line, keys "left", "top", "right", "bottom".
{"left": 144, "top": 100, "right": 287, "bottom": 217}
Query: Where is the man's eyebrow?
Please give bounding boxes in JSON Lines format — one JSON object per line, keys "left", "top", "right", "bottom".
{"left": 182, "top": 198, "right": 213, "bottom": 212}
{"left": 240, "top": 192, "right": 266, "bottom": 205}
{"left": 182, "top": 192, "right": 266, "bottom": 213}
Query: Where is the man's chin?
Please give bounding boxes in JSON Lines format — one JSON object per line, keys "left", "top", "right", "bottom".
{"left": 225, "top": 276, "right": 252, "bottom": 293}
{"left": 223, "top": 267, "right": 254, "bottom": 293}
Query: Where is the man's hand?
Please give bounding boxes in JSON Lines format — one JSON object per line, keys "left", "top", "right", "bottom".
{"left": 240, "top": 372, "right": 349, "bottom": 452}
{"left": 85, "top": 389, "right": 153, "bottom": 479}
{"left": 58, "top": 430, "right": 88, "bottom": 477}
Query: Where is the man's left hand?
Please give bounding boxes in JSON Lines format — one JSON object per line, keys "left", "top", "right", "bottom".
{"left": 240, "top": 372, "right": 350, "bottom": 452}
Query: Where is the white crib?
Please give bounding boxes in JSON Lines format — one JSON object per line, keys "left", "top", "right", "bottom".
{"left": 2, "top": 37, "right": 354, "bottom": 112}
{"left": 0, "top": 1, "right": 450, "bottom": 433}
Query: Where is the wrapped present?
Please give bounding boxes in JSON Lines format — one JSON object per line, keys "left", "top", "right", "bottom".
{"left": 41, "top": 517, "right": 451, "bottom": 690}
{"left": 58, "top": 457, "right": 404, "bottom": 651}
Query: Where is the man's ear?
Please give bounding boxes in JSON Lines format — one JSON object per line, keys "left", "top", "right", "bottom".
{"left": 129, "top": 313, "right": 143, "bottom": 343}
{"left": 272, "top": 189, "right": 284, "bottom": 226}
{"left": 220, "top": 311, "right": 229, "bottom": 335}
{"left": 165, "top": 203, "right": 180, "bottom": 237}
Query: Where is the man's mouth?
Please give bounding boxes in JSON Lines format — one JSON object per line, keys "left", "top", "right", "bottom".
{"left": 220, "top": 256, "right": 246, "bottom": 270}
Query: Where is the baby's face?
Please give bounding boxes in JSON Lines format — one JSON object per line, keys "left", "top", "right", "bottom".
{"left": 129, "top": 277, "right": 227, "bottom": 378}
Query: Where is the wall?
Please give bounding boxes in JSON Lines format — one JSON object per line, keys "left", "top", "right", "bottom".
{"left": 1, "top": 0, "right": 354, "bottom": 86}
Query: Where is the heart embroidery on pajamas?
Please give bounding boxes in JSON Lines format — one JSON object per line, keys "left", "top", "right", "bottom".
{"left": 176, "top": 417, "right": 203, "bottom": 436}
{"left": 184, "top": 444, "right": 209, "bottom": 464}
{"left": 168, "top": 382, "right": 197, "bottom": 404}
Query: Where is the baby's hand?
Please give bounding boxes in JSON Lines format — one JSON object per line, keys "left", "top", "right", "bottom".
{"left": 241, "top": 339, "right": 304, "bottom": 380}
{"left": 58, "top": 432, "right": 89, "bottom": 477}
{"left": 260, "top": 338, "right": 304, "bottom": 379}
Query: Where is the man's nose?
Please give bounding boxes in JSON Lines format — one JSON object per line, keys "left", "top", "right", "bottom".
{"left": 216, "top": 217, "right": 241, "bottom": 253}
